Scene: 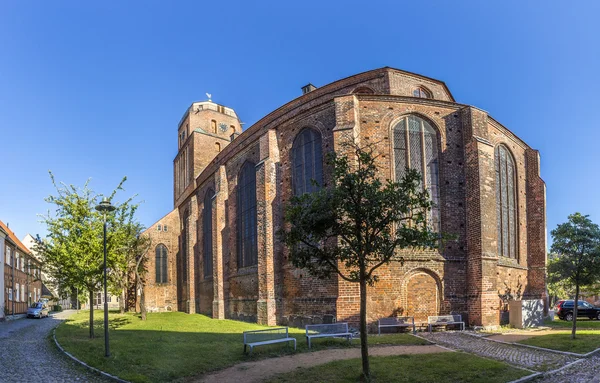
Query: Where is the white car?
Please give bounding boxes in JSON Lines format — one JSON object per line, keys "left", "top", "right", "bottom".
{"left": 27, "top": 302, "right": 49, "bottom": 319}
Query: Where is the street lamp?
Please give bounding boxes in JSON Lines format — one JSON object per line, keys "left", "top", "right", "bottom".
{"left": 95, "top": 197, "right": 116, "bottom": 357}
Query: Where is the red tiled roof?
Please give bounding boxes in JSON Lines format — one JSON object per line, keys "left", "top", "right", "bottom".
{"left": 0, "top": 220, "right": 32, "bottom": 256}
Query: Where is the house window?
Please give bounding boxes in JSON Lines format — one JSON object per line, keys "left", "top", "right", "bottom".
{"left": 157, "top": 224, "right": 162, "bottom": 231}
{"left": 16, "top": 283, "right": 20, "bottom": 302}
{"left": 8, "top": 287, "right": 12, "bottom": 301}
{"left": 292, "top": 128, "right": 323, "bottom": 195}
{"left": 21, "top": 285, "right": 24, "bottom": 302}
{"left": 203, "top": 189, "right": 215, "bottom": 277}
{"left": 393, "top": 115, "right": 440, "bottom": 232}
{"left": 237, "top": 162, "right": 258, "bottom": 268}
{"left": 211, "top": 120, "right": 217, "bottom": 134}
{"left": 155, "top": 244, "right": 168, "bottom": 283}
{"left": 163, "top": 225, "right": 168, "bottom": 232}
{"left": 495, "top": 145, "right": 518, "bottom": 259}
{"left": 6, "top": 247, "right": 10, "bottom": 265}
{"left": 413, "top": 87, "right": 431, "bottom": 99}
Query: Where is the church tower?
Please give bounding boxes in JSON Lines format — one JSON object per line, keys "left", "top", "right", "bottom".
{"left": 173, "top": 98, "right": 241, "bottom": 207}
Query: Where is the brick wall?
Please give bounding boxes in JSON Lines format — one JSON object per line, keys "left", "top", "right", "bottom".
{"left": 142, "top": 209, "right": 179, "bottom": 312}
{"left": 157, "top": 67, "right": 546, "bottom": 329}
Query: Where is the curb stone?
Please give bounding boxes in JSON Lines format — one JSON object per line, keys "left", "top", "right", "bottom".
{"left": 53, "top": 327, "right": 131, "bottom": 383}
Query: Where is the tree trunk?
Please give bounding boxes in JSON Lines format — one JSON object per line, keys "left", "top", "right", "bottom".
{"left": 572, "top": 284, "right": 579, "bottom": 340}
{"left": 140, "top": 281, "right": 146, "bottom": 321}
{"left": 119, "top": 286, "right": 125, "bottom": 314}
{"left": 135, "top": 258, "right": 147, "bottom": 321}
{"left": 359, "top": 276, "right": 370, "bottom": 382}
{"left": 89, "top": 289, "right": 94, "bottom": 339}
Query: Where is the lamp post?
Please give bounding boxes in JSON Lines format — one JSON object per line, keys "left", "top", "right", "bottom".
{"left": 95, "top": 197, "right": 116, "bottom": 357}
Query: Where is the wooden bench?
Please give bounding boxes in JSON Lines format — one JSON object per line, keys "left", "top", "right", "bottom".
{"left": 428, "top": 314, "right": 465, "bottom": 333}
{"left": 305, "top": 322, "right": 352, "bottom": 349}
{"left": 243, "top": 327, "right": 296, "bottom": 354}
{"left": 378, "top": 316, "right": 416, "bottom": 335}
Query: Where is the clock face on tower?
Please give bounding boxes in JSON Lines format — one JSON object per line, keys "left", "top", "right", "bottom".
{"left": 218, "top": 122, "right": 228, "bottom": 133}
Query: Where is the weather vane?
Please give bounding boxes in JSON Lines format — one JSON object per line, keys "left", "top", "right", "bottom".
{"left": 206, "top": 92, "right": 212, "bottom": 102}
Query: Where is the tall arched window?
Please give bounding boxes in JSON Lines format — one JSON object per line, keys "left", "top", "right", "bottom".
{"left": 237, "top": 162, "right": 258, "bottom": 268}
{"left": 155, "top": 244, "right": 168, "bottom": 283}
{"left": 495, "top": 145, "right": 517, "bottom": 259}
{"left": 292, "top": 128, "right": 323, "bottom": 195}
{"left": 203, "top": 189, "right": 215, "bottom": 277}
{"left": 393, "top": 115, "right": 440, "bottom": 232}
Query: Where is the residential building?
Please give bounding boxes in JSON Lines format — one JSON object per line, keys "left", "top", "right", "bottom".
{"left": 1, "top": 220, "right": 43, "bottom": 317}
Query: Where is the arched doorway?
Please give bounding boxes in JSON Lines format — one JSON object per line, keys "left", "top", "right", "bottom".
{"left": 406, "top": 272, "right": 439, "bottom": 322}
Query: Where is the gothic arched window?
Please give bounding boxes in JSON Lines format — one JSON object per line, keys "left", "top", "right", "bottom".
{"left": 155, "top": 244, "right": 168, "bottom": 283}
{"left": 393, "top": 115, "right": 440, "bottom": 232}
{"left": 203, "top": 189, "right": 215, "bottom": 277}
{"left": 292, "top": 128, "right": 323, "bottom": 195}
{"left": 237, "top": 162, "right": 258, "bottom": 268}
{"left": 495, "top": 145, "right": 517, "bottom": 259}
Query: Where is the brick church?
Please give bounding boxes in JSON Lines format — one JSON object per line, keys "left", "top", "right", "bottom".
{"left": 141, "top": 67, "right": 547, "bottom": 328}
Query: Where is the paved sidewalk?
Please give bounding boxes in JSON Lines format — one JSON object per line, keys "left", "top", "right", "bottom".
{"left": 421, "top": 331, "right": 579, "bottom": 371}
{"left": 0, "top": 310, "right": 109, "bottom": 382}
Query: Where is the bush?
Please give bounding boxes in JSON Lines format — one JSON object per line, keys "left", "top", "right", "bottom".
{"left": 53, "top": 305, "right": 62, "bottom": 312}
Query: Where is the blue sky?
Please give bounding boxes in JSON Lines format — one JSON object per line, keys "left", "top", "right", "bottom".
{"left": 0, "top": 1, "right": 598, "bottom": 245}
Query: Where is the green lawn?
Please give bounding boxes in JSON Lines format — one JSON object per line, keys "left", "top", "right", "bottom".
{"left": 266, "top": 353, "right": 530, "bottom": 383}
{"left": 518, "top": 330, "right": 600, "bottom": 354}
{"left": 55, "top": 311, "right": 428, "bottom": 382}
{"left": 544, "top": 317, "right": 600, "bottom": 329}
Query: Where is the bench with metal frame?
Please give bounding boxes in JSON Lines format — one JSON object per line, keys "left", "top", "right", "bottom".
{"left": 305, "top": 322, "right": 352, "bottom": 349}
{"left": 378, "top": 316, "right": 416, "bottom": 335}
{"left": 243, "top": 327, "right": 296, "bottom": 354}
{"left": 427, "top": 314, "right": 465, "bottom": 333}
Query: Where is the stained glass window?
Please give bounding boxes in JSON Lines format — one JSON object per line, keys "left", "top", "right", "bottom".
{"left": 203, "top": 189, "right": 215, "bottom": 277}
{"left": 495, "top": 145, "right": 518, "bottom": 259}
{"left": 237, "top": 162, "right": 258, "bottom": 268}
{"left": 292, "top": 128, "right": 323, "bottom": 196}
{"left": 155, "top": 244, "right": 168, "bottom": 283}
{"left": 393, "top": 115, "right": 440, "bottom": 232}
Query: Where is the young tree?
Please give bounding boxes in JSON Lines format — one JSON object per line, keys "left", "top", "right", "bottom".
{"left": 36, "top": 172, "right": 142, "bottom": 338}
{"left": 281, "top": 142, "right": 438, "bottom": 381}
{"left": 133, "top": 233, "right": 152, "bottom": 320}
{"left": 549, "top": 213, "right": 600, "bottom": 339}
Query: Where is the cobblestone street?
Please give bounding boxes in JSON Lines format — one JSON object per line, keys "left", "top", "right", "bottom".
{"left": 421, "top": 331, "right": 579, "bottom": 371}
{"left": 536, "top": 356, "right": 600, "bottom": 383}
{"left": 0, "top": 310, "right": 109, "bottom": 382}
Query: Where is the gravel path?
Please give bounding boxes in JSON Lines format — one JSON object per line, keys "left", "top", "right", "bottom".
{"left": 0, "top": 310, "right": 110, "bottom": 382}
{"left": 196, "top": 344, "right": 450, "bottom": 383}
{"left": 421, "top": 332, "right": 579, "bottom": 371}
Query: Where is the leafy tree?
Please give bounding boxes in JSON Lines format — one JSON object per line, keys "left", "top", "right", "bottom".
{"left": 281, "top": 142, "right": 438, "bottom": 381}
{"left": 36, "top": 172, "right": 143, "bottom": 338}
{"left": 547, "top": 253, "right": 575, "bottom": 308}
{"left": 113, "top": 225, "right": 151, "bottom": 319}
{"left": 549, "top": 213, "right": 600, "bottom": 339}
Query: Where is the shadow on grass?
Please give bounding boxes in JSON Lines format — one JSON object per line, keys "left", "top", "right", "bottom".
{"left": 55, "top": 312, "right": 429, "bottom": 383}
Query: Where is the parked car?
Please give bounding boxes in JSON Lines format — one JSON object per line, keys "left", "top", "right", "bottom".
{"left": 27, "top": 302, "right": 49, "bottom": 319}
{"left": 555, "top": 300, "right": 600, "bottom": 321}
